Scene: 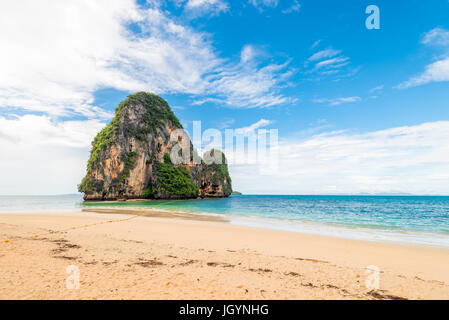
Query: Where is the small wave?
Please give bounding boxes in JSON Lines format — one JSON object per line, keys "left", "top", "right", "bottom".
{"left": 224, "top": 214, "right": 449, "bottom": 249}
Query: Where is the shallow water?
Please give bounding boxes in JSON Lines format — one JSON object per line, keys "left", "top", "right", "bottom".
{"left": 2, "top": 194, "right": 449, "bottom": 247}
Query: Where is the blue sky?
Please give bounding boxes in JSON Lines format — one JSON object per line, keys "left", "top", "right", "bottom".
{"left": 94, "top": 0, "right": 449, "bottom": 135}
{"left": 1, "top": 0, "right": 449, "bottom": 195}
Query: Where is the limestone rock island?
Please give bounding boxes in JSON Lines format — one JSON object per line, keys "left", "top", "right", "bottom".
{"left": 78, "top": 92, "right": 232, "bottom": 201}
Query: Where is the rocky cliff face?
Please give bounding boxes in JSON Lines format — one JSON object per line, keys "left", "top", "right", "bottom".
{"left": 78, "top": 92, "right": 232, "bottom": 201}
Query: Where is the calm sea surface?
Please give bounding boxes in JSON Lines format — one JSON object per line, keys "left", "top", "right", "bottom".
{"left": 2, "top": 194, "right": 449, "bottom": 247}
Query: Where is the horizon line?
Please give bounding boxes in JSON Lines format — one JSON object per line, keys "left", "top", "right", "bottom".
{"left": 1, "top": 193, "right": 449, "bottom": 197}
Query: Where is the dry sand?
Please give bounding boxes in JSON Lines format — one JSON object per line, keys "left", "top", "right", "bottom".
{"left": 1, "top": 210, "right": 449, "bottom": 300}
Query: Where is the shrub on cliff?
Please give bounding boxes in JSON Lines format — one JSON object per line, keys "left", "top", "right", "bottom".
{"left": 151, "top": 162, "right": 199, "bottom": 198}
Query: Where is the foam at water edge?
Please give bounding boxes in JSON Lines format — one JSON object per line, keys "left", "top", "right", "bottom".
{"left": 226, "top": 214, "right": 449, "bottom": 248}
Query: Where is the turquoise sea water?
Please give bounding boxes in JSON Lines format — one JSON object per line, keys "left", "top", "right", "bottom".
{"left": 2, "top": 194, "right": 449, "bottom": 247}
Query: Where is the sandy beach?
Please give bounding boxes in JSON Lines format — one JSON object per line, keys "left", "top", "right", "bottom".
{"left": 1, "top": 210, "right": 449, "bottom": 300}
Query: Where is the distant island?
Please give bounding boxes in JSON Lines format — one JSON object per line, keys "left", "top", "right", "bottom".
{"left": 231, "top": 191, "right": 242, "bottom": 195}
{"left": 78, "top": 92, "right": 232, "bottom": 201}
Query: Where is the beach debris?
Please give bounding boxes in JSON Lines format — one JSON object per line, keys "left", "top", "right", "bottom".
{"left": 303, "top": 282, "right": 318, "bottom": 288}
{"left": 248, "top": 268, "right": 272, "bottom": 273}
{"left": 4, "top": 239, "right": 10, "bottom": 243}
{"left": 296, "top": 257, "right": 329, "bottom": 264}
{"left": 206, "top": 261, "right": 235, "bottom": 268}
{"left": 135, "top": 258, "right": 164, "bottom": 267}
{"left": 207, "top": 262, "right": 219, "bottom": 267}
{"left": 54, "top": 255, "right": 77, "bottom": 261}
{"left": 367, "top": 290, "right": 407, "bottom": 300}
{"left": 179, "top": 259, "right": 198, "bottom": 266}
{"left": 103, "top": 260, "right": 119, "bottom": 266}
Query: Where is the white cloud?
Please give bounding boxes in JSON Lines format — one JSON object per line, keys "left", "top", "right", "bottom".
{"left": 0, "top": 0, "right": 144, "bottom": 118}
{"left": 397, "top": 57, "right": 449, "bottom": 88}
{"left": 313, "top": 96, "right": 361, "bottom": 106}
{"left": 235, "top": 119, "right": 274, "bottom": 134}
{"left": 304, "top": 46, "right": 355, "bottom": 79}
{"left": 193, "top": 46, "right": 295, "bottom": 108}
{"left": 314, "top": 57, "right": 349, "bottom": 69}
{"left": 0, "top": 0, "right": 292, "bottom": 118}
{"left": 369, "top": 85, "right": 384, "bottom": 94}
{"left": 217, "top": 118, "right": 235, "bottom": 129}
{"left": 282, "top": 0, "right": 301, "bottom": 14}
{"left": 0, "top": 115, "right": 105, "bottom": 195}
{"left": 248, "top": 0, "right": 279, "bottom": 11}
{"left": 3, "top": 116, "right": 449, "bottom": 196}
{"left": 240, "top": 45, "right": 257, "bottom": 63}
{"left": 308, "top": 48, "right": 341, "bottom": 62}
{"left": 398, "top": 27, "right": 449, "bottom": 89}
{"left": 230, "top": 121, "right": 449, "bottom": 195}
{"left": 310, "top": 40, "right": 321, "bottom": 49}
{"left": 422, "top": 27, "right": 449, "bottom": 46}
{"left": 184, "top": 0, "right": 229, "bottom": 17}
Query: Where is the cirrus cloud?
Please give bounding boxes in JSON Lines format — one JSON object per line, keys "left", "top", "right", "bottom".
{"left": 312, "top": 96, "right": 361, "bottom": 106}
{"left": 184, "top": 0, "right": 229, "bottom": 17}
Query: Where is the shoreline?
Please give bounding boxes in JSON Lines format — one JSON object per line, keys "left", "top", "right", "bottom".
{"left": 4, "top": 194, "right": 449, "bottom": 249}
{"left": 85, "top": 207, "right": 449, "bottom": 249}
{"left": 0, "top": 205, "right": 449, "bottom": 250}
{"left": 4, "top": 205, "right": 449, "bottom": 249}
{"left": 1, "top": 211, "right": 449, "bottom": 299}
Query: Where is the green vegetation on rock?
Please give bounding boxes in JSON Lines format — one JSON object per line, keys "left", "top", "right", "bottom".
{"left": 202, "top": 149, "right": 232, "bottom": 195}
{"left": 86, "top": 102, "right": 123, "bottom": 172}
{"left": 88, "top": 92, "right": 181, "bottom": 170}
{"left": 151, "top": 162, "right": 199, "bottom": 198}
{"left": 142, "top": 187, "right": 154, "bottom": 199}
{"left": 79, "top": 92, "right": 232, "bottom": 200}
{"left": 78, "top": 92, "right": 183, "bottom": 194}
{"left": 163, "top": 152, "right": 171, "bottom": 164}
{"left": 118, "top": 151, "right": 138, "bottom": 185}
{"left": 125, "top": 92, "right": 182, "bottom": 141}
{"left": 78, "top": 175, "right": 94, "bottom": 193}
{"left": 127, "top": 92, "right": 182, "bottom": 128}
